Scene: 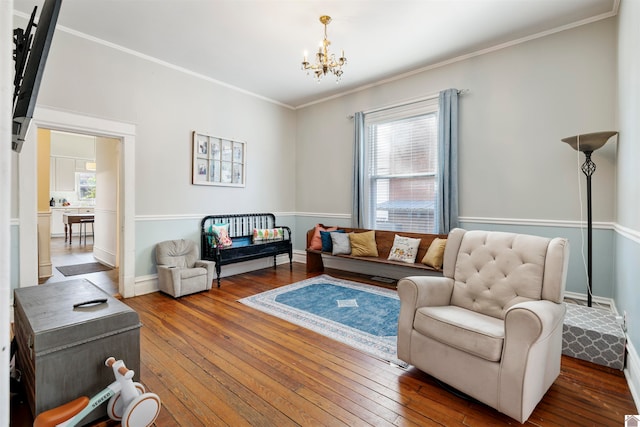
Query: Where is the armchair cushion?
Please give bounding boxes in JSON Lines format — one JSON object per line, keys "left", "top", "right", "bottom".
{"left": 415, "top": 306, "right": 505, "bottom": 362}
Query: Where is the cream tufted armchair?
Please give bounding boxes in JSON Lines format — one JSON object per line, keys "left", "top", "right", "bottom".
{"left": 397, "top": 228, "right": 569, "bottom": 423}
{"left": 156, "top": 239, "right": 215, "bottom": 297}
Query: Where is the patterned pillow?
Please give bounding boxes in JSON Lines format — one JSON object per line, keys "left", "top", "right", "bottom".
{"left": 320, "top": 229, "right": 345, "bottom": 252}
{"left": 209, "top": 223, "right": 232, "bottom": 248}
{"left": 388, "top": 235, "right": 421, "bottom": 263}
{"left": 253, "top": 228, "right": 284, "bottom": 242}
{"left": 422, "top": 238, "right": 447, "bottom": 269}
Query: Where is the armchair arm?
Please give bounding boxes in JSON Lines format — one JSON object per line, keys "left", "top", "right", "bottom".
{"left": 397, "top": 276, "right": 454, "bottom": 363}
{"left": 157, "top": 265, "right": 182, "bottom": 296}
{"left": 194, "top": 260, "right": 216, "bottom": 289}
{"left": 499, "top": 300, "right": 566, "bottom": 422}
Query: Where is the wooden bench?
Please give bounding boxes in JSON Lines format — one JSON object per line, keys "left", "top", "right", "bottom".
{"left": 201, "top": 213, "right": 292, "bottom": 287}
{"left": 306, "top": 227, "right": 448, "bottom": 274}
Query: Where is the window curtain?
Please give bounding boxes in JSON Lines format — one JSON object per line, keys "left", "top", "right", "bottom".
{"left": 352, "top": 111, "right": 365, "bottom": 228}
{"left": 437, "top": 88, "right": 459, "bottom": 234}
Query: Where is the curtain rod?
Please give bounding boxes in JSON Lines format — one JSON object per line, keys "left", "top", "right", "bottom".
{"left": 348, "top": 89, "right": 468, "bottom": 119}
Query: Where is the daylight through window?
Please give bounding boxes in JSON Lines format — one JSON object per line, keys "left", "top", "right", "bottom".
{"left": 363, "top": 99, "right": 439, "bottom": 233}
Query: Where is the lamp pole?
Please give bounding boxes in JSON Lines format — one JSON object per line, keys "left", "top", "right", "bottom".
{"left": 562, "top": 131, "right": 617, "bottom": 308}
{"left": 582, "top": 150, "right": 596, "bottom": 307}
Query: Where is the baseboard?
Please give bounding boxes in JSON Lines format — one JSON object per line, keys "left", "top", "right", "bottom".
{"left": 563, "top": 291, "right": 616, "bottom": 312}
{"left": 93, "top": 246, "right": 116, "bottom": 268}
{"left": 625, "top": 339, "right": 640, "bottom": 411}
{"left": 134, "top": 255, "right": 299, "bottom": 296}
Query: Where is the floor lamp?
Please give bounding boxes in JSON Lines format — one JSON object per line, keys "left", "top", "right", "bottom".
{"left": 562, "top": 131, "right": 618, "bottom": 307}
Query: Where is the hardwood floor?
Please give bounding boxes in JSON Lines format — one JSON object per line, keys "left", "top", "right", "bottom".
{"left": 12, "top": 263, "right": 637, "bottom": 426}
{"left": 40, "top": 236, "right": 118, "bottom": 295}
{"left": 123, "top": 264, "right": 636, "bottom": 426}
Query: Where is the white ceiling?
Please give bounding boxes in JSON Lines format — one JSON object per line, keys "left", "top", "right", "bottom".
{"left": 13, "top": 0, "right": 618, "bottom": 108}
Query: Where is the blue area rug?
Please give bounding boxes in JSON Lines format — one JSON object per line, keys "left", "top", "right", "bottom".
{"left": 239, "top": 274, "right": 406, "bottom": 367}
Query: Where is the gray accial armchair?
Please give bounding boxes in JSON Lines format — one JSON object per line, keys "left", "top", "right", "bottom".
{"left": 397, "top": 228, "right": 569, "bottom": 423}
{"left": 156, "top": 239, "right": 215, "bottom": 297}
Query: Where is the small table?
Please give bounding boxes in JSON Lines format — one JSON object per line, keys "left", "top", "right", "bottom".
{"left": 62, "top": 213, "right": 94, "bottom": 244}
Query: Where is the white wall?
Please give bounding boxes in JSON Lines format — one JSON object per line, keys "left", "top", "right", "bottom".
{"left": 295, "top": 18, "right": 618, "bottom": 297}
{"left": 614, "top": 0, "right": 640, "bottom": 399}
{"left": 94, "top": 136, "right": 119, "bottom": 267}
{"left": 11, "top": 16, "right": 297, "bottom": 284}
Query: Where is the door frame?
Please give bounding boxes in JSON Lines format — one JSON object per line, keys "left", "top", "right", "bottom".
{"left": 19, "top": 107, "right": 136, "bottom": 297}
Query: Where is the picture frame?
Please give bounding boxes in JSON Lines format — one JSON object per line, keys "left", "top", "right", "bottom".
{"left": 192, "top": 131, "right": 245, "bottom": 187}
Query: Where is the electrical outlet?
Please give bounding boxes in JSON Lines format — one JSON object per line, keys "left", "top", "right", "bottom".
{"left": 616, "top": 311, "right": 627, "bottom": 331}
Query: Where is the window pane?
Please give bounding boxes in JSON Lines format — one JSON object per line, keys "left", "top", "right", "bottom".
{"left": 364, "top": 103, "right": 438, "bottom": 233}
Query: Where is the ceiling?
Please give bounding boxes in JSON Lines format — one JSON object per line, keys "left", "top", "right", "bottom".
{"left": 13, "top": 0, "right": 618, "bottom": 109}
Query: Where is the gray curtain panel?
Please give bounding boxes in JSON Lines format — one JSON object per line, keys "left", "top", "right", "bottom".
{"left": 352, "top": 111, "right": 365, "bottom": 228}
{"left": 437, "top": 88, "right": 459, "bottom": 234}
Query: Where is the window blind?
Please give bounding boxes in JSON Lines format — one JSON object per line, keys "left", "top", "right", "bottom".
{"left": 363, "top": 99, "right": 439, "bottom": 233}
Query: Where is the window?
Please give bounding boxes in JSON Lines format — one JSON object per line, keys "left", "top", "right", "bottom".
{"left": 76, "top": 172, "right": 96, "bottom": 200}
{"left": 363, "top": 99, "right": 439, "bottom": 233}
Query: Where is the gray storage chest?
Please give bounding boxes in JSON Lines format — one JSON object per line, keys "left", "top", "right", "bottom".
{"left": 13, "top": 279, "right": 141, "bottom": 423}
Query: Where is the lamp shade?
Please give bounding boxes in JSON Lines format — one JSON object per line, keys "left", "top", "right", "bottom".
{"left": 562, "top": 131, "right": 618, "bottom": 152}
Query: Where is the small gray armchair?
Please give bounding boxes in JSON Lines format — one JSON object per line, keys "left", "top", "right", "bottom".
{"left": 397, "top": 228, "right": 569, "bottom": 423}
{"left": 156, "top": 239, "right": 215, "bottom": 297}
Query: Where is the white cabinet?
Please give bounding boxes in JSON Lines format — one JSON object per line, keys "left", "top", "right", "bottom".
{"left": 51, "top": 208, "right": 76, "bottom": 236}
{"left": 51, "top": 208, "right": 95, "bottom": 237}
{"left": 53, "top": 158, "right": 76, "bottom": 191}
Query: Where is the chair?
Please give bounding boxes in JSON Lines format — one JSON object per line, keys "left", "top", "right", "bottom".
{"left": 397, "top": 228, "right": 569, "bottom": 423}
{"left": 79, "top": 218, "right": 94, "bottom": 246}
{"left": 155, "top": 239, "right": 215, "bottom": 297}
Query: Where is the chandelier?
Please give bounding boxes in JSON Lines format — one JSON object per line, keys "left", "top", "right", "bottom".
{"left": 301, "top": 15, "right": 347, "bottom": 82}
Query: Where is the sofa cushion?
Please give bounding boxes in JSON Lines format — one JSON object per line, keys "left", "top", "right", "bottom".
{"left": 310, "top": 224, "right": 337, "bottom": 250}
{"left": 320, "top": 229, "right": 345, "bottom": 252}
{"left": 210, "top": 223, "right": 233, "bottom": 247}
{"left": 422, "top": 238, "right": 447, "bottom": 269}
{"left": 253, "top": 227, "right": 284, "bottom": 242}
{"left": 331, "top": 232, "right": 352, "bottom": 255}
{"left": 388, "top": 234, "right": 421, "bottom": 263}
{"left": 414, "top": 305, "right": 505, "bottom": 362}
{"left": 349, "top": 230, "right": 379, "bottom": 257}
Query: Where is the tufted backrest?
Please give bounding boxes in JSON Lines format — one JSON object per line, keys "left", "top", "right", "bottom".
{"left": 156, "top": 239, "right": 200, "bottom": 268}
{"left": 444, "top": 229, "right": 568, "bottom": 319}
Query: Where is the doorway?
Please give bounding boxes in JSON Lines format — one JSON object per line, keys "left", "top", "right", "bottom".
{"left": 18, "top": 107, "right": 136, "bottom": 297}
{"left": 40, "top": 129, "right": 119, "bottom": 295}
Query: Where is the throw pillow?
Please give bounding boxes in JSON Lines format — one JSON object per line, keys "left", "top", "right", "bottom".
{"left": 210, "top": 223, "right": 232, "bottom": 248}
{"left": 349, "top": 230, "right": 379, "bottom": 257}
{"left": 253, "top": 228, "right": 284, "bottom": 242}
{"left": 422, "top": 238, "right": 447, "bottom": 269}
{"left": 331, "top": 232, "right": 352, "bottom": 255}
{"left": 320, "top": 229, "right": 345, "bottom": 252}
{"left": 309, "top": 224, "right": 337, "bottom": 250}
{"left": 388, "top": 235, "right": 422, "bottom": 263}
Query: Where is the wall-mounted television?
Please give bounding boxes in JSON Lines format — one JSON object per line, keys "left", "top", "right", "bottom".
{"left": 12, "top": 0, "right": 62, "bottom": 153}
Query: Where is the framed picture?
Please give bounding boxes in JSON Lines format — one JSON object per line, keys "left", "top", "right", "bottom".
{"left": 192, "top": 131, "right": 245, "bottom": 187}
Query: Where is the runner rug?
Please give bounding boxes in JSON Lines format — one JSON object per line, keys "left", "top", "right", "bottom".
{"left": 239, "top": 274, "right": 407, "bottom": 367}
{"left": 56, "top": 262, "right": 113, "bottom": 276}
